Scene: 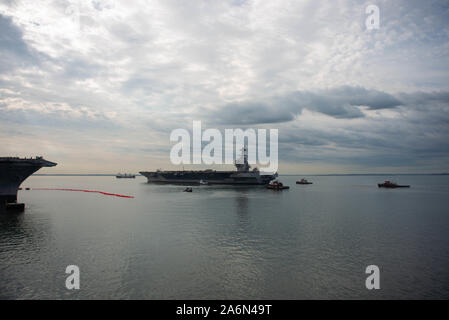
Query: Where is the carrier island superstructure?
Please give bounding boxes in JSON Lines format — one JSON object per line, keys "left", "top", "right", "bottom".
{"left": 0, "top": 157, "right": 57, "bottom": 211}
{"left": 140, "top": 148, "right": 277, "bottom": 185}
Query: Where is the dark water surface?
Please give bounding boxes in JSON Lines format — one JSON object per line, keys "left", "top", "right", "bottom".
{"left": 1, "top": 175, "right": 448, "bottom": 299}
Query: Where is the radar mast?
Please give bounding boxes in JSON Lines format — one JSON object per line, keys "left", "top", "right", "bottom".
{"left": 235, "top": 147, "right": 251, "bottom": 172}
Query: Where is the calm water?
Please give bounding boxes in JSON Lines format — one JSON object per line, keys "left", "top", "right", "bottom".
{"left": 1, "top": 175, "right": 448, "bottom": 299}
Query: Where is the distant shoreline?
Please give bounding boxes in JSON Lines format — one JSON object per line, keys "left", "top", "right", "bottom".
{"left": 33, "top": 174, "right": 140, "bottom": 176}
{"left": 280, "top": 173, "right": 449, "bottom": 176}
{"left": 33, "top": 173, "right": 449, "bottom": 176}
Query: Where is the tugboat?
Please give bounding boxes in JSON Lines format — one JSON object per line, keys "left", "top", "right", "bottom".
{"left": 296, "top": 178, "right": 312, "bottom": 185}
{"left": 378, "top": 181, "right": 410, "bottom": 188}
{"left": 116, "top": 173, "right": 136, "bottom": 179}
{"left": 267, "top": 180, "right": 290, "bottom": 190}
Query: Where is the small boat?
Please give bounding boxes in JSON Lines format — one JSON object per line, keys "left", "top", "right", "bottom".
{"left": 199, "top": 179, "right": 209, "bottom": 185}
{"left": 378, "top": 181, "right": 410, "bottom": 188}
{"left": 116, "top": 173, "right": 136, "bottom": 179}
{"left": 267, "top": 180, "right": 290, "bottom": 190}
{"left": 296, "top": 178, "right": 312, "bottom": 185}
{"left": 183, "top": 187, "right": 193, "bottom": 192}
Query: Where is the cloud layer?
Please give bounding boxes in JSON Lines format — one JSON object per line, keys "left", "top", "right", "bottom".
{"left": 0, "top": 0, "right": 448, "bottom": 173}
{"left": 207, "top": 86, "right": 404, "bottom": 125}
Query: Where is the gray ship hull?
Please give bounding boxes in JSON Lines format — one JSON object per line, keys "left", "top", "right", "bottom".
{"left": 139, "top": 170, "right": 276, "bottom": 185}
{"left": 0, "top": 157, "right": 57, "bottom": 210}
{"left": 140, "top": 148, "right": 277, "bottom": 185}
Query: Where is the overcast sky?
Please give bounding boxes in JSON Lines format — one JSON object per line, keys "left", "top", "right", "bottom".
{"left": 1, "top": 0, "right": 449, "bottom": 173}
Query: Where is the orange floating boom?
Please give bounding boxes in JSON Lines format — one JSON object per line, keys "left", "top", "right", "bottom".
{"left": 32, "top": 188, "right": 134, "bottom": 198}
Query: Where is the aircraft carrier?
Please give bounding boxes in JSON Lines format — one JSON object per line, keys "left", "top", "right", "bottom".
{"left": 140, "top": 149, "right": 277, "bottom": 185}
{"left": 0, "top": 156, "right": 57, "bottom": 211}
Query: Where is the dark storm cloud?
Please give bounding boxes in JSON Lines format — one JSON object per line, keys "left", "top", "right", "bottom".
{"left": 273, "top": 89, "right": 449, "bottom": 169}
{"left": 314, "top": 86, "right": 403, "bottom": 110}
{"left": 199, "top": 86, "right": 449, "bottom": 169}
{"left": 0, "top": 14, "right": 40, "bottom": 72}
{"left": 209, "top": 86, "right": 403, "bottom": 125}
{"left": 213, "top": 101, "right": 295, "bottom": 125}
{"left": 399, "top": 91, "right": 449, "bottom": 110}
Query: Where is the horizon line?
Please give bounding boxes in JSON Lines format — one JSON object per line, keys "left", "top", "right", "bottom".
{"left": 33, "top": 173, "right": 449, "bottom": 176}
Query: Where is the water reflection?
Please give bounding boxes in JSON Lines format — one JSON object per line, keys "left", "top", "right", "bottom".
{"left": 234, "top": 190, "right": 250, "bottom": 229}
{"left": 1, "top": 175, "right": 449, "bottom": 299}
{"left": 0, "top": 211, "right": 29, "bottom": 240}
{"left": 0, "top": 209, "right": 52, "bottom": 257}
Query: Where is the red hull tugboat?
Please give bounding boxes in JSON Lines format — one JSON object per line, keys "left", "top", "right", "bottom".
{"left": 267, "top": 180, "right": 290, "bottom": 190}
{"left": 378, "top": 181, "right": 410, "bottom": 188}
